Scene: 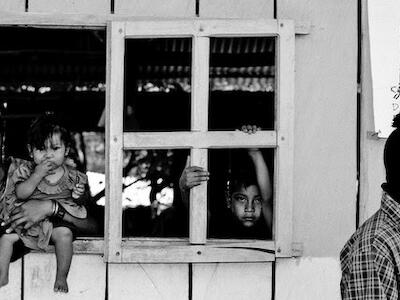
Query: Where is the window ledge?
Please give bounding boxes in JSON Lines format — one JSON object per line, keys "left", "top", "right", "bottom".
{"left": 38, "top": 238, "right": 275, "bottom": 263}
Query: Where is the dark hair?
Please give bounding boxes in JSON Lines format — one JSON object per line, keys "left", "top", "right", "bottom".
{"left": 393, "top": 113, "right": 400, "bottom": 129}
{"left": 226, "top": 168, "right": 258, "bottom": 195}
{"left": 27, "top": 115, "right": 72, "bottom": 151}
{"left": 383, "top": 113, "right": 400, "bottom": 199}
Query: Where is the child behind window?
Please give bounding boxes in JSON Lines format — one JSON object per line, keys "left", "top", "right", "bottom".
{"left": 179, "top": 125, "right": 273, "bottom": 239}
{"left": 218, "top": 149, "right": 272, "bottom": 239}
{"left": 0, "top": 115, "right": 87, "bottom": 293}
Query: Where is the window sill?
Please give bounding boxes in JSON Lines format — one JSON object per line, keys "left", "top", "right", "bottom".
{"left": 42, "top": 237, "right": 275, "bottom": 263}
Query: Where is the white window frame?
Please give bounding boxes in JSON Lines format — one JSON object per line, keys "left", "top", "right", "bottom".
{"left": 105, "top": 19, "right": 295, "bottom": 263}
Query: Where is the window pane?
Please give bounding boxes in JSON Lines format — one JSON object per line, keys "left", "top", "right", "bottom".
{"left": 208, "top": 37, "right": 275, "bottom": 131}
{"left": 208, "top": 148, "right": 274, "bottom": 240}
{"left": 0, "top": 27, "right": 106, "bottom": 238}
{"left": 124, "top": 38, "right": 192, "bottom": 132}
{"left": 112, "top": 149, "right": 189, "bottom": 238}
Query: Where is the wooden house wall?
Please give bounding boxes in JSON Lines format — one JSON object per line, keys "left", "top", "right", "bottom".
{"left": 0, "top": 0, "right": 25, "bottom": 12}
{"left": 276, "top": 1, "right": 357, "bottom": 298}
{"left": 0, "top": 0, "right": 357, "bottom": 299}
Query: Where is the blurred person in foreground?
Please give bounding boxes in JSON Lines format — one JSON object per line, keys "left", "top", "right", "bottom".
{"left": 341, "top": 113, "right": 400, "bottom": 299}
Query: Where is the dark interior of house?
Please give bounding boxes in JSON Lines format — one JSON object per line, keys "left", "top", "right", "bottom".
{"left": 0, "top": 27, "right": 275, "bottom": 239}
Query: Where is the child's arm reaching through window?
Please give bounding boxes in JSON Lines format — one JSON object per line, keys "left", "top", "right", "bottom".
{"left": 179, "top": 157, "right": 210, "bottom": 210}
{"left": 241, "top": 125, "right": 273, "bottom": 233}
{"left": 248, "top": 148, "right": 273, "bottom": 234}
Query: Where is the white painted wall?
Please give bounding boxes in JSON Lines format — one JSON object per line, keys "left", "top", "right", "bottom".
{"left": 278, "top": 0, "right": 357, "bottom": 258}
{"left": 108, "top": 263, "right": 188, "bottom": 300}
{"left": 192, "top": 263, "right": 272, "bottom": 300}
{"left": 28, "top": 0, "right": 110, "bottom": 14}
{"left": 114, "top": 0, "right": 195, "bottom": 17}
{"left": 1, "top": 260, "right": 22, "bottom": 300}
{"left": 24, "top": 254, "right": 106, "bottom": 299}
{"left": 275, "top": 257, "right": 341, "bottom": 300}
{"left": 0, "top": 0, "right": 25, "bottom": 12}
{"left": 200, "top": 0, "right": 274, "bottom": 18}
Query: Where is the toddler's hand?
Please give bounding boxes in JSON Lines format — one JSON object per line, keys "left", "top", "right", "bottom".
{"left": 19, "top": 164, "right": 31, "bottom": 180}
{"left": 240, "top": 124, "right": 261, "bottom": 134}
{"left": 64, "top": 158, "right": 77, "bottom": 168}
{"left": 72, "top": 183, "right": 85, "bottom": 199}
{"left": 239, "top": 125, "right": 262, "bottom": 158}
{"left": 34, "top": 160, "right": 54, "bottom": 178}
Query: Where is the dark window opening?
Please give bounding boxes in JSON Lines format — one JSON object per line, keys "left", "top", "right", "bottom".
{"left": 0, "top": 27, "right": 106, "bottom": 237}
{"left": 208, "top": 37, "right": 275, "bottom": 131}
{"left": 124, "top": 38, "right": 192, "bottom": 132}
{"left": 208, "top": 148, "right": 274, "bottom": 240}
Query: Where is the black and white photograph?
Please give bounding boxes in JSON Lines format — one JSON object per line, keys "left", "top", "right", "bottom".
{"left": 0, "top": 0, "right": 394, "bottom": 299}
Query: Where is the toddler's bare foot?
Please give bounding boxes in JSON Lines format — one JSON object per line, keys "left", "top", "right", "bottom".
{"left": 0, "top": 274, "right": 9, "bottom": 288}
{"left": 54, "top": 277, "right": 68, "bottom": 293}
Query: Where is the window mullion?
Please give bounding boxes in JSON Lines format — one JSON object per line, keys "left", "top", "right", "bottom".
{"left": 190, "top": 34, "right": 210, "bottom": 244}
{"left": 189, "top": 149, "right": 208, "bottom": 244}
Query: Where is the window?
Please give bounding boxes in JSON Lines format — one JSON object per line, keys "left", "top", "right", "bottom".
{"left": 106, "top": 19, "right": 294, "bottom": 262}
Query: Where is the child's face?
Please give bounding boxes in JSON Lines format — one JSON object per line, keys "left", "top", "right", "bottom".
{"left": 228, "top": 184, "right": 262, "bottom": 227}
{"left": 31, "top": 133, "right": 68, "bottom": 169}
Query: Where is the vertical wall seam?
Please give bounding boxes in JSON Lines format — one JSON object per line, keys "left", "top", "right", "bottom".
{"left": 21, "top": 257, "right": 24, "bottom": 300}
{"left": 111, "top": 0, "right": 115, "bottom": 14}
{"left": 196, "top": 0, "right": 200, "bottom": 17}
{"left": 105, "top": 263, "right": 108, "bottom": 300}
{"left": 25, "top": 0, "right": 28, "bottom": 12}
{"left": 272, "top": 0, "right": 277, "bottom": 297}
{"left": 189, "top": 263, "right": 193, "bottom": 300}
{"left": 356, "top": 0, "right": 362, "bottom": 228}
{"left": 271, "top": 261, "right": 276, "bottom": 300}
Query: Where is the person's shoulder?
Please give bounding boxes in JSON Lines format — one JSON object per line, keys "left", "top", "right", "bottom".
{"left": 351, "top": 209, "right": 394, "bottom": 246}
{"left": 340, "top": 209, "right": 395, "bottom": 270}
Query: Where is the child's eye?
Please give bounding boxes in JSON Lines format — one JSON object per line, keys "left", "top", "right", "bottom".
{"left": 254, "top": 197, "right": 262, "bottom": 204}
{"left": 234, "top": 196, "right": 246, "bottom": 202}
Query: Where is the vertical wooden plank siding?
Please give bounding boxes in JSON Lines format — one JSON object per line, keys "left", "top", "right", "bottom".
{"left": 24, "top": 254, "right": 106, "bottom": 299}
{"left": 105, "top": 21, "right": 125, "bottom": 263}
{"left": 199, "top": 0, "right": 274, "bottom": 18}
{"left": 275, "top": 257, "right": 341, "bottom": 299}
{"left": 108, "top": 263, "right": 189, "bottom": 300}
{"left": 2, "top": 259, "right": 22, "bottom": 300}
{"left": 192, "top": 263, "right": 272, "bottom": 300}
{"left": 278, "top": 0, "right": 357, "bottom": 257}
{"left": 114, "top": 0, "right": 196, "bottom": 17}
{"left": 190, "top": 35, "right": 210, "bottom": 244}
{"left": 359, "top": 0, "right": 386, "bottom": 223}
{"left": 28, "top": 0, "right": 110, "bottom": 14}
{"left": 275, "top": 20, "right": 295, "bottom": 257}
{"left": 0, "top": 0, "right": 25, "bottom": 12}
